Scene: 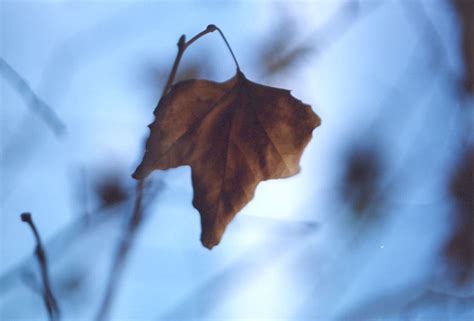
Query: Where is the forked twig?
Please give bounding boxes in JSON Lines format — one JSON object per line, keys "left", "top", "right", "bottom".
{"left": 162, "top": 24, "right": 239, "bottom": 97}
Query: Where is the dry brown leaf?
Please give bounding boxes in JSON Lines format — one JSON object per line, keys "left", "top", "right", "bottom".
{"left": 133, "top": 71, "right": 320, "bottom": 248}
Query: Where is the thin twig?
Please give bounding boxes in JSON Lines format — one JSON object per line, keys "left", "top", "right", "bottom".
{"left": 20, "top": 213, "right": 60, "bottom": 321}
{"left": 162, "top": 24, "right": 239, "bottom": 97}
{"left": 0, "top": 198, "right": 126, "bottom": 295}
{"left": 0, "top": 58, "right": 65, "bottom": 136}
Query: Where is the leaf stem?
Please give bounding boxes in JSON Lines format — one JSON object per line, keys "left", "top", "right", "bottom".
{"left": 211, "top": 25, "right": 240, "bottom": 71}
{"left": 161, "top": 24, "right": 239, "bottom": 97}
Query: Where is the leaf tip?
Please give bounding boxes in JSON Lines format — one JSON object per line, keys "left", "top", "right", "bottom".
{"left": 314, "top": 111, "right": 322, "bottom": 128}
{"left": 131, "top": 165, "right": 146, "bottom": 180}
{"left": 200, "top": 230, "right": 222, "bottom": 250}
{"left": 202, "top": 242, "right": 215, "bottom": 250}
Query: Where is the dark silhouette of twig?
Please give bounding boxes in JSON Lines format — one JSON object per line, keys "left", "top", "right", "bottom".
{"left": 20, "top": 212, "right": 60, "bottom": 321}
{"left": 0, "top": 199, "right": 126, "bottom": 295}
{"left": 0, "top": 58, "right": 65, "bottom": 136}
{"left": 0, "top": 166, "right": 140, "bottom": 298}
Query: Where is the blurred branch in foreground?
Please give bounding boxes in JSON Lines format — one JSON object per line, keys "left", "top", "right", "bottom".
{"left": 0, "top": 58, "right": 65, "bottom": 136}
{"left": 259, "top": 0, "right": 383, "bottom": 78}
{"left": 452, "top": 0, "right": 474, "bottom": 94}
{"left": 445, "top": 145, "right": 474, "bottom": 284}
{"left": 95, "top": 178, "right": 163, "bottom": 321}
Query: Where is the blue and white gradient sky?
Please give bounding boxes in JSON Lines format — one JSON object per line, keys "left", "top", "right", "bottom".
{"left": 1, "top": 0, "right": 472, "bottom": 320}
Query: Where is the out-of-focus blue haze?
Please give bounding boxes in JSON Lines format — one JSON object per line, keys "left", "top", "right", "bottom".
{"left": 1, "top": 0, "right": 473, "bottom": 320}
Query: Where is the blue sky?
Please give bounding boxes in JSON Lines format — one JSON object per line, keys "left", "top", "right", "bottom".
{"left": 1, "top": 1, "right": 472, "bottom": 320}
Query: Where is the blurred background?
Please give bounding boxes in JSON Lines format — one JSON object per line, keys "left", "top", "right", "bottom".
{"left": 1, "top": 0, "right": 473, "bottom": 320}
